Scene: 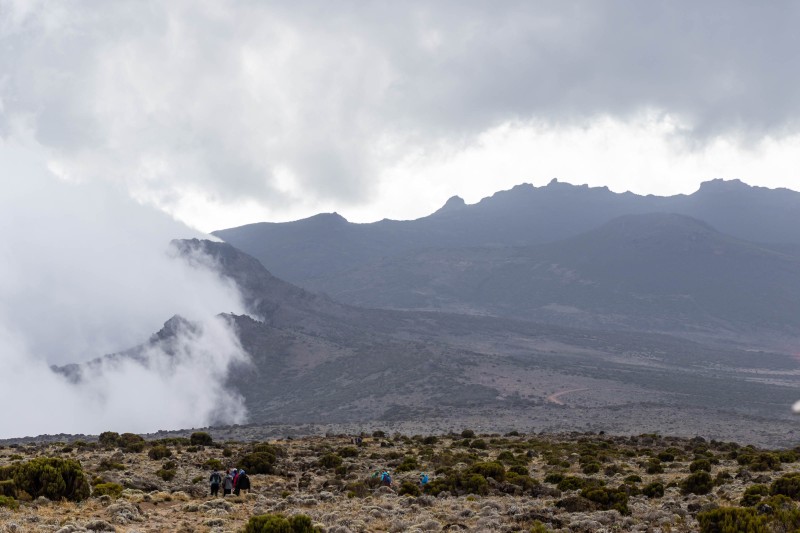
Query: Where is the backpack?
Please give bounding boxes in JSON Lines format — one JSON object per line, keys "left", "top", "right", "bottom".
{"left": 210, "top": 472, "right": 221, "bottom": 485}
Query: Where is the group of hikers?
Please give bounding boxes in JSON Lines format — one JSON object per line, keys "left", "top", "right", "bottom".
{"left": 374, "top": 470, "right": 429, "bottom": 488}
{"left": 209, "top": 468, "right": 250, "bottom": 497}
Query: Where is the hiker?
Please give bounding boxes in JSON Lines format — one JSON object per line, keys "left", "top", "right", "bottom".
{"left": 209, "top": 470, "right": 222, "bottom": 497}
{"left": 380, "top": 470, "right": 392, "bottom": 486}
{"left": 232, "top": 468, "right": 240, "bottom": 490}
{"left": 419, "top": 472, "right": 429, "bottom": 487}
{"left": 235, "top": 469, "right": 251, "bottom": 495}
{"left": 223, "top": 470, "right": 234, "bottom": 496}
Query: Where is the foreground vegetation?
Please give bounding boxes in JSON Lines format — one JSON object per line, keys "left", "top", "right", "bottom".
{"left": 2, "top": 430, "right": 800, "bottom": 531}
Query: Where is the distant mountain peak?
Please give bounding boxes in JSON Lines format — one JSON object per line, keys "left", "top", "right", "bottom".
{"left": 434, "top": 195, "right": 466, "bottom": 215}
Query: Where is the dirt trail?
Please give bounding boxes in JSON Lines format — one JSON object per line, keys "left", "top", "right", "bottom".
{"left": 546, "top": 388, "right": 590, "bottom": 405}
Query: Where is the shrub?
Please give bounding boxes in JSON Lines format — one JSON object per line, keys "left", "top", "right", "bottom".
{"left": 190, "top": 432, "right": 213, "bottom": 446}
{"left": 344, "top": 481, "right": 370, "bottom": 498}
{"left": 771, "top": 473, "right": 800, "bottom": 499}
{"left": 338, "top": 447, "right": 359, "bottom": 458}
{"left": 156, "top": 469, "right": 176, "bottom": 481}
{"left": 118, "top": 433, "right": 145, "bottom": 453}
{"left": 223, "top": 448, "right": 233, "bottom": 458}
{"left": 205, "top": 459, "right": 224, "bottom": 470}
{"left": 398, "top": 480, "right": 421, "bottom": 497}
{"left": 0, "top": 495, "right": 18, "bottom": 510}
{"left": 657, "top": 451, "right": 675, "bottom": 462}
{"left": 582, "top": 462, "right": 601, "bottom": 474}
{"left": 690, "top": 459, "right": 712, "bottom": 473}
{"left": 469, "top": 462, "right": 505, "bottom": 482}
{"left": 148, "top": 446, "right": 172, "bottom": 460}
{"left": 508, "top": 465, "right": 528, "bottom": 476}
{"left": 0, "top": 479, "right": 16, "bottom": 498}
{"left": 642, "top": 482, "right": 665, "bottom": 498}
{"left": 98, "top": 459, "right": 124, "bottom": 471}
{"left": 557, "top": 476, "right": 587, "bottom": 492}
{"left": 470, "top": 439, "right": 487, "bottom": 450}
{"left": 544, "top": 472, "right": 564, "bottom": 485}
{"left": 645, "top": 459, "right": 664, "bottom": 474}
{"left": 8, "top": 457, "right": 90, "bottom": 501}
{"left": 243, "top": 513, "right": 321, "bottom": 533}
{"left": 581, "top": 486, "right": 630, "bottom": 515}
{"left": 461, "top": 429, "right": 476, "bottom": 439}
{"left": 92, "top": 482, "right": 123, "bottom": 499}
{"left": 395, "top": 456, "right": 419, "bottom": 473}
{"left": 624, "top": 474, "right": 642, "bottom": 483}
{"left": 240, "top": 452, "right": 278, "bottom": 475}
{"left": 741, "top": 484, "right": 769, "bottom": 506}
{"left": 697, "top": 507, "right": 766, "bottom": 533}
{"left": 422, "top": 436, "right": 438, "bottom": 445}
{"left": 318, "top": 453, "right": 343, "bottom": 469}
{"left": 681, "top": 471, "right": 713, "bottom": 495}
{"left": 98, "top": 432, "right": 120, "bottom": 448}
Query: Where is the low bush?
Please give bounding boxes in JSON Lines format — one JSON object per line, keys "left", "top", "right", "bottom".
{"left": 690, "top": 459, "right": 712, "bottom": 473}
{"left": 92, "top": 482, "right": 123, "bottom": 499}
{"left": 581, "top": 485, "right": 630, "bottom": 515}
{"left": 771, "top": 473, "right": 800, "bottom": 499}
{"left": 243, "top": 513, "right": 321, "bottom": 533}
{"left": 741, "top": 484, "right": 769, "bottom": 506}
{"left": 697, "top": 507, "right": 766, "bottom": 533}
{"left": 6, "top": 457, "right": 90, "bottom": 501}
{"left": 190, "top": 432, "right": 213, "bottom": 446}
{"left": 156, "top": 469, "right": 176, "bottom": 481}
{"left": 468, "top": 462, "right": 505, "bottom": 482}
{"left": 0, "top": 495, "right": 18, "bottom": 510}
{"left": 642, "top": 482, "right": 664, "bottom": 498}
{"left": 148, "top": 446, "right": 172, "bottom": 460}
{"left": 398, "top": 480, "right": 421, "bottom": 496}
{"left": 681, "top": 471, "right": 713, "bottom": 495}
{"left": 240, "top": 452, "right": 278, "bottom": 475}
{"left": 318, "top": 453, "right": 343, "bottom": 469}
{"left": 338, "top": 447, "right": 359, "bottom": 458}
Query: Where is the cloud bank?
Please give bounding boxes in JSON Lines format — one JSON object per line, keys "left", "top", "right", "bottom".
{"left": 1, "top": 1, "right": 798, "bottom": 230}
{"left": 0, "top": 138, "right": 250, "bottom": 438}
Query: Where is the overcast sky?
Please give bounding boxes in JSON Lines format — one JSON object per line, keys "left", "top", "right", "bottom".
{"left": 2, "top": 0, "right": 800, "bottom": 232}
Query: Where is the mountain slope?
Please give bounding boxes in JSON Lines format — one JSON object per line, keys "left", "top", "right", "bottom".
{"left": 302, "top": 213, "right": 800, "bottom": 341}
{"left": 213, "top": 179, "right": 800, "bottom": 284}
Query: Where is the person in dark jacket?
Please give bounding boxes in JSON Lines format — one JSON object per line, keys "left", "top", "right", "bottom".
{"left": 209, "top": 470, "right": 222, "bottom": 497}
{"left": 235, "top": 469, "right": 251, "bottom": 495}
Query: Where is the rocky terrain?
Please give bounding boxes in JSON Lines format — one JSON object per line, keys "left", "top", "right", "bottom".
{"left": 3, "top": 430, "right": 800, "bottom": 532}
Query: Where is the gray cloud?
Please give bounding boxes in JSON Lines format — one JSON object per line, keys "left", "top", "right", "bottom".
{"left": 0, "top": 138, "right": 250, "bottom": 437}
{"left": 1, "top": 0, "right": 797, "bottom": 219}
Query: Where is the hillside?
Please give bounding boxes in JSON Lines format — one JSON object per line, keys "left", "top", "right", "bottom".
{"left": 301, "top": 213, "right": 800, "bottom": 343}
{"left": 213, "top": 179, "right": 800, "bottom": 285}
{"left": 4, "top": 431, "right": 800, "bottom": 532}
{"left": 49, "top": 240, "right": 800, "bottom": 447}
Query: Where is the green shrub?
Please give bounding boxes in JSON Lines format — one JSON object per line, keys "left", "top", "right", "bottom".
{"left": 771, "top": 473, "right": 800, "bottom": 499}
{"left": 544, "top": 472, "right": 564, "bottom": 484}
{"left": 0, "top": 495, "right": 18, "bottom": 510}
{"left": 118, "top": 433, "right": 145, "bottom": 453}
{"left": 240, "top": 452, "right": 278, "bottom": 475}
{"left": 344, "top": 481, "right": 370, "bottom": 498}
{"left": 0, "top": 479, "right": 16, "bottom": 498}
{"left": 469, "top": 462, "right": 505, "bottom": 482}
{"left": 148, "top": 446, "right": 172, "bottom": 460}
{"left": 690, "top": 459, "right": 712, "bottom": 473}
{"left": 582, "top": 462, "right": 601, "bottom": 474}
{"left": 8, "top": 457, "right": 90, "bottom": 501}
{"left": 338, "top": 447, "right": 359, "bottom": 458}
{"left": 657, "top": 451, "right": 675, "bottom": 462}
{"left": 205, "top": 459, "right": 224, "bottom": 470}
{"left": 681, "top": 471, "right": 713, "bottom": 495}
{"left": 243, "top": 513, "right": 321, "bottom": 533}
{"left": 398, "top": 480, "right": 421, "bottom": 497}
{"left": 223, "top": 448, "right": 233, "bottom": 458}
{"left": 98, "top": 432, "right": 120, "bottom": 448}
{"left": 581, "top": 485, "right": 630, "bottom": 515}
{"left": 395, "top": 456, "right": 419, "bottom": 473}
{"left": 470, "top": 439, "right": 487, "bottom": 450}
{"left": 557, "top": 476, "right": 586, "bottom": 492}
{"left": 422, "top": 436, "right": 438, "bottom": 445}
{"left": 624, "top": 474, "right": 642, "bottom": 483}
{"left": 318, "top": 453, "right": 342, "bottom": 469}
{"left": 508, "top": 465, "right": 528, "bottom": 476}
{"left": 642, "top": 482, "right": 664, "bottom": 498}
{"left": 645, "top": 459, "right": 664, "bottom": 474}
{"left": 461, "top": 429, "right": 476, "bottom": 439}
{"left": 190, "top": 432, "right": 213, "bottom": 446}
{"left": 92, "top": 482, "right": 123, "bottom": 499}
{"left": 98, "top": 459, "right": 124, "bottom": 471}
{"left": 697, "top": 507, "right": 767, "bottom": 533}
{"left": 741, "top": 484, "right": 769, "bottom": 506}
{"left": 156, "top": 469, "right": 176, "bottom": 481}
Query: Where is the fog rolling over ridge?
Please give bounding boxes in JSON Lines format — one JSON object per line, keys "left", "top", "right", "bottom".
{"left": 0, "top": 144, "right": 250, "bottom": 438}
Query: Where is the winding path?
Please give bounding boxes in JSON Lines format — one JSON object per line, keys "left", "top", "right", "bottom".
{"left": 546, "top": 387, "right": 590, "bottom": 405}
